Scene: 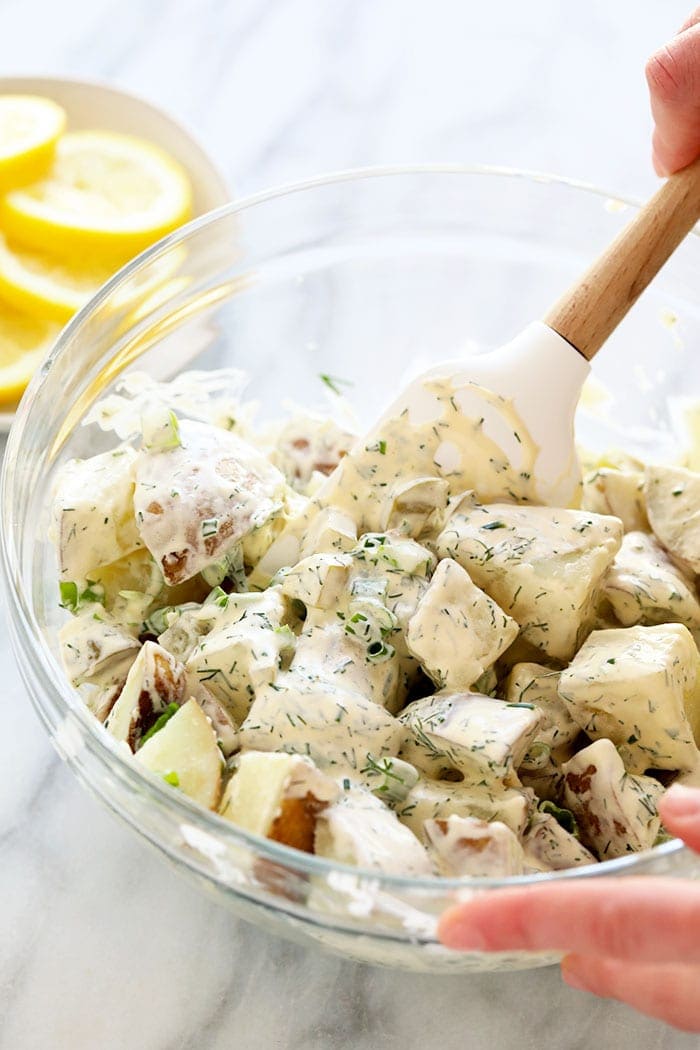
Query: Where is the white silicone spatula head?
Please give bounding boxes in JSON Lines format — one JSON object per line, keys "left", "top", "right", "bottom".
{"left": 377, "top": 153, "right": 700, "bottom": 508}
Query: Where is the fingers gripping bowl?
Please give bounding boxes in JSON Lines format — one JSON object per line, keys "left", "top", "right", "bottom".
{"left": 4, "top": 167, "right": 700, "bottom": 974}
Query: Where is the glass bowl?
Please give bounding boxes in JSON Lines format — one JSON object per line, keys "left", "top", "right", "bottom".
{"left": 4, "top": 167, "right": 700, "bottom": 974}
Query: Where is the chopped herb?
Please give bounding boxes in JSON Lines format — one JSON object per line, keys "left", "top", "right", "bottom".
{"left": 59, "top": 581, "right": 78, "bottom": 612}
{"left": 162, "top": 771, "right": 180, "bottom": 787}
{"left": 202, "top": 518, "right": 220, "bottom": 538}
{"left": 481, "top": 520, "right": 506, "bottom": 531}
{"left": 140, "top": 703, "right": 180, "bottom": 746}
{"left": 539, "top": 799, "right": 579, "bottom": 838}
{"left": 319, "top": 373, "right": 354, "bottom": 395}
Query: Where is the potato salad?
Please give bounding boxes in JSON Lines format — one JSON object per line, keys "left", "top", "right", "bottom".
{"left": 51, "top": 370, "right": 700, "bottom": 879}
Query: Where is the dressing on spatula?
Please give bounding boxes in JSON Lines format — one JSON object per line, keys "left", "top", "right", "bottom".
{"left": 261, "top": 156, "right": 700, "bottom": 575}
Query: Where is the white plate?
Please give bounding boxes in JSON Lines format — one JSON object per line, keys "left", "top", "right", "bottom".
{"left": 0, "top": 75, "right": 232, "bottom": 433}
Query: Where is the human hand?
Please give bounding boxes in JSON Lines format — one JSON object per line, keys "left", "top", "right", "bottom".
{"left": 438, "top": 784, "right": 700, "bottom": 1032}
{"left": 647, "top": 8, "right": 700, "bottom": 174}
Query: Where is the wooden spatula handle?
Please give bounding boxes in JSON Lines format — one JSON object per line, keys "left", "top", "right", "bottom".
{"left": 544, "top": 154, "right": 700, "bottom": 361}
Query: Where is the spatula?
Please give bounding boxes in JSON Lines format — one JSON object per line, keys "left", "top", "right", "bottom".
{"left": 259, "top": 159, "right": 700, "bottom": 579}
{"left": 369, "top": 155, "right": 700, "bottom": 510}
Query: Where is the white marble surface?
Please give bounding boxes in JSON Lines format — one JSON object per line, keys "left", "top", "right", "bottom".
{"left": 2, "top": 1, "right": 700, "bottom": 1047}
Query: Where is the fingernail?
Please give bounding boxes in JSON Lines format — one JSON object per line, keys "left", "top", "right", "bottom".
{"left": 661, "top": 783, "right": 700, "bottom": 816}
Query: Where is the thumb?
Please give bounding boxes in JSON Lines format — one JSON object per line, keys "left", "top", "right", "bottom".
{"left": 646, "top": 21, "right": 700, "bottom": 175}
{"left": 659, "top": 783, "right": 700, "bottom": 852}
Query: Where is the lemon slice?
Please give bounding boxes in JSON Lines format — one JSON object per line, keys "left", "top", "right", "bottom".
{"left": 0, "top": 233, "right": 115, "bottom": 323}
{"left": 0, "top": 131, "right": 193, "bottom": 263}
{"left": 0, "top": 95, "right": 66, "bottom": 193}
{"left": 0, "top": 305, "right": 59, "bottom": 405}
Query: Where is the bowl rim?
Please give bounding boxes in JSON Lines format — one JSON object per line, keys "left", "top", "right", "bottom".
{"left": 1, "top": 162, "right": 688, "bottom": 893}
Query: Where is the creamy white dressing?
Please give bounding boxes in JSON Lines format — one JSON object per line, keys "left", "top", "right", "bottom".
{"left": 52, "top": 366, "right": 700, "bottom": 878}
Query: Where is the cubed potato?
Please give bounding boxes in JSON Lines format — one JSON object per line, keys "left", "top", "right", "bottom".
{"left": 351, "top": 532, "right": 435, "bottom": 578}
{"left": 268, "top": 415, "right": 355, "bottom": 491}
{"left": 60, "top": 608, "right": 141, "bottom": 691}
{"left": 406, "top": 558, "right": 519, "bottom": 690}
{"left": 645, "top": 464, "right": 700, "bottom": 574}
{"left": 561, "top": 739, "right": 663, "bottom": 859}
{"left": 240, "top": 671, "right": 402, "bottom": 773}
{"left": 603, "top": 531, "right": 700, "bottom": 640}
{"left": 290, "top": 621, "right": 400, "bottom": 712}
{"left": 315, "top": 786, "right": 432, "bottom": 876}
{"left": 136, "top": 698, "right": 223, "bottom": 809}
{"left": 134, "top": 420, "right": 285, "bottom": 585}
{"left": 60, "top": 609, "right": 141, "bottom": 722}
{"left": 299, "top": 506, "right": 357, "bottom": 559}
{"left": 345, "top": 541, "right": 433, "bottom": 704}
{"left": 106, "top": 641, "right": 187, "bottom": 750}
{"left": 158, "top": 606, "right": 209, "bottom": 663}
{"left": 279, "top": 552, "right": 352, "bottom": 610}
{"left": 219, "top": 750, "right": 339, "bottom": 851}
{"left": 424, "top": 815, "right": 525, "bottom": 877}
{"left": 558, "top": 624, "right": 700, "bottom": 772}
{"left": 582, "top": 468, "right": 649, "bottom": 532}
{"left": 396, "top": 777, "right": 533, "bottom": 838}
{"left": 186, "top": 589, "right": 291, "bottom": 724}
{"left": 399, "top": 691, "right": 542, "bottom": 785}
{"left": 84, "top": 548, "right": 210, "bottom": 622}
{"left": 185, "top": 676, "right": 239, "bottom": 756}
{"left": 51, "top": 447, "right": 142, "bottom": 581}
{"left": 437, "top": 503, "right": 622, "bottom": 661}
{"left": 521, "top": 811, "right": 596, "bottom": 871}
{"left": 378, "top": 476, "right": 449, "bottom": 538}
{"left": 505, "top": 663, "right": 580, "bottom": 771}
{"left": 518, "top": 766, "right": 564, "bottom": 804}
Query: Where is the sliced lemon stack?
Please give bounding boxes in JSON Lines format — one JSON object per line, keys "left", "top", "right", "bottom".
{"left": 0, "top": 98, "right": 193, "bottom": 406}
{"left": 1, "top": 131, "right": 192, "bottom": 262}
{"left": 0, "top": 232, "right": 115, "bottom": 323}
{"left": 0, "top": 95, "right": 65, "bottom": 193}
{"left": 0, "top": 305, "right": 60, "bottom": 405}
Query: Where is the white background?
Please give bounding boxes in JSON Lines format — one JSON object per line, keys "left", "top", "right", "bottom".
{"left": 1, "top": 2, "right": 699, "bottom": 1048}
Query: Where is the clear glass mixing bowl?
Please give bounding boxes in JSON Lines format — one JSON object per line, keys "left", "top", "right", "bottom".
{"left": 4, "top": 167, "right": 700, "bottom": 974}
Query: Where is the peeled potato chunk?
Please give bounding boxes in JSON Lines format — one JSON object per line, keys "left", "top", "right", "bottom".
{"left": 582, "top": 467, "right": 648, "bottom": 532}
{"left": 644, "top": 464, "right": 700, "bottom": 574}
{"left": 603, "top": 531, "right": 700, "bottom": 641}
{"left": 406, "top": 558, "right": 519, "bottom": 690}
{"left": 137, "top": 698, "right": 223, "bottom": 809}
{"left": 558, "top": 624, "right": 700, "bottom": 773}
{"left": 51, "top": 447, "right": 141, "bottom": 582}
{"left": 59, "top": 607, "right": 141, "bottom": 722}
{"left": 240, "top": 671, "right": 402, "bottom": 772}
{"left": 505, "top": 663, "right": 580, "bottom": 772}
{"left": 436, "top": 502, "right": 622, "bottom": 661}
{"left": 399, "top": 691, "right": 542, "bottom": 785}
{"left": 186, "top": 589, "right": 290, "bottom": 725}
